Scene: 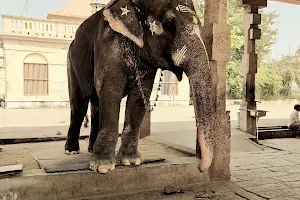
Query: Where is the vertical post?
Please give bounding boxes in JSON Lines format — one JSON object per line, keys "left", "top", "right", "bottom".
{"left": 91, "top": 0, "right": 106, "bottom": 14}
{"left": 203, "top": 0, "right": 231, "bottom": 180}
{"left": 172, "top": 82, "right": 175, "bottom": 106}
{"left": 238, "top": 0, "right": 267, "bottom": 135}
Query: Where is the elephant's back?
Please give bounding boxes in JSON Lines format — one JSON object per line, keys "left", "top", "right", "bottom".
{"left": 74, "top": 10, "right": 105, "bottom": 41}
{"left": 67, "top": 12, "right": 106, "bottom": 98}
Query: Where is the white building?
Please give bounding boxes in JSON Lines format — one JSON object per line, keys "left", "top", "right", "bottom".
{"left": 0, "top": 0, "right": 190, "bottom": 109}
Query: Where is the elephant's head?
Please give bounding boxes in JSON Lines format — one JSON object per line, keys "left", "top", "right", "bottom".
{"left": 103, "top": 0, "right": 214, "bottom": 172}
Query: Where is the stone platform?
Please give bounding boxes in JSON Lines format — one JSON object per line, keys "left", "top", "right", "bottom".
{"left": 0, "top": 139, "right": 202, "bottom": 200}
{"left": 0, "top": 138, "right": 259, "bottom": 200}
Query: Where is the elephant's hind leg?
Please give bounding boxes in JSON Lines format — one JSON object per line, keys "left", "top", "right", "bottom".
{"left": 65, "top": 60, "right": 89, "bottom": 154}
{"left": 65, "top": 97, "right": 89, "bottom": 155}
{"left": 117, "top": 72, "right": 156, "bottom": 166}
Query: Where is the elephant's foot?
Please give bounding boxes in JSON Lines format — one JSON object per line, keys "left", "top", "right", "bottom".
{"left": 64, "top": 150, "right": 80, "bottom": 155}
{"left": 89, "top": 159, "right": 116, "bottom": 174}
{"left": 64, "top": 140, "right": 80, "bottom": 155}
{"left": 117, "top": 150, "right": 142, "bottom": 166}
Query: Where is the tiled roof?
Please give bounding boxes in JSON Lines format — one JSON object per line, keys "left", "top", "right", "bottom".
{"left": 48, "top": 0, "right": 92, "bottom": 19}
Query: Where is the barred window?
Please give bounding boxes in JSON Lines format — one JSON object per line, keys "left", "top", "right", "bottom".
{"left": 24, "top": 63, "right": 48, "bottom": 95}
{"left": 161, "top": 71, "right": 178, "bottom": 96}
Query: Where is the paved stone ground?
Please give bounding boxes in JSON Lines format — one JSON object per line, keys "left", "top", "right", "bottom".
{"left": 231, "top": 147, "right": 300, "bottom": 199}
{"left": 1, "top": 104, "right": 300, "bottom": 199}
{"left": 149, "top": 126, "right": 300, "bottom": 199}
{"left": 84, "top": 182, "right": 264, "bottom": 200}
{"left": 0, "top": 102, "right": 295, "bottom": 127}
{"left": 4, "top": 136, "right": 300, "bottom": 199}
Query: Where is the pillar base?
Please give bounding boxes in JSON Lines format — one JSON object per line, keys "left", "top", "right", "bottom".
{"left": 239, "top": 101, "right": 256, "bottom": 135}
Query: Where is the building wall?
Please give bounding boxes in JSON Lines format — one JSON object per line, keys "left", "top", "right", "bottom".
{"left": 0, "top": 68, "right": 5, "bottom": 99}
{"left": 0, "top": 44, "right": 4, "bottom": 100}
{"left": 3, "top": 38, "right": 70, "bottom": 108}
{"left": 150, "top": 69, "right": 190, "bottom": 106}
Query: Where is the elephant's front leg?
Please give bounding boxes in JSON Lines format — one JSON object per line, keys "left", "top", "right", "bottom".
{"left": 117, "top": 71, "right": 156, "bottom": 166}
{"left": 89, "top": 73, "right": 126, "bottom": 174}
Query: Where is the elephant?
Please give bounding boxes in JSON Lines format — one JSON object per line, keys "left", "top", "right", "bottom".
{"left": 65, "top": 0, "right": 215, "bottom": 174}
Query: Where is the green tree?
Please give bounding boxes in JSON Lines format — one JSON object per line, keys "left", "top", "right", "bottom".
{"left": 255, "top": 56, "right": 300, "bottom": 99}
{"left": 228, "top": 0, "right": 279, "bottom": 60}
{"left": 226, "top": 0, "right": 279, "bottom": 99}
{"left": 193, "top": 0, "right": 204, "bottom": 25}
{"left": 256, "top": 60, "right": 282, "bottom": 100}
{"left": 276, "top": 56, "right": 300, "bottom": 98}
{"left": 193, "top": 0, "right": 279, "bottom": 99}
{"left": 257, "top": 11, "right": 279, "bottom": 60}
{"left": 226, "top": 60, "right": 243, "bottom": 99}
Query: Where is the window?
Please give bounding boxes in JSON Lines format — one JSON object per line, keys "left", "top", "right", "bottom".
{"left": 161, "top": 71, "right": 178, "bottom": 96}
{"left": 24, "top": 63, "right": 48, "bottom": 95}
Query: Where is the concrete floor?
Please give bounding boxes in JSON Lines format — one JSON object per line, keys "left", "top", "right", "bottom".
{"left": 0, "top": 106, "right": 299, "bottom": 199}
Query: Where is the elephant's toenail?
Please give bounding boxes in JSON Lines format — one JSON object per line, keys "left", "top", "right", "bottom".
{"left": 72, "top": 150, "right": 80, "bottom": 154}
{"left": 135, "top": 159, "right": 142, "bottom": 166}
{"left": 122, "top": 159, "right": 131, "bottom": 166}
{"left": 98, "top": 167, "right": 109, "bottom": 174}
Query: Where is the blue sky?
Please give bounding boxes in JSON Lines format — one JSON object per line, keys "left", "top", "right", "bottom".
{"left": 0, "top": 0, "right": 69, "bottom": 28}
{"left": 0, "top": 0, "right": 300, "bottom": 59}
{"left": 264, "top": 2, "right": 300, "bottom": 59}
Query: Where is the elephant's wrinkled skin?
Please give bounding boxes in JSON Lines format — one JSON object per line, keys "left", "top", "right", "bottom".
{"left": 65, "top": 0, "right": 215, "bottom": 173}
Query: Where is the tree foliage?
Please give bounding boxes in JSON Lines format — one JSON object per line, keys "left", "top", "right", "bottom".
{"left": 227, "top": 0, "right": 279, "bottom": 61}
{"left": 226, "top": 60, "right": 243, "bottom": 99}
{"left": 226, "top": 0, "right": 279, "bottom": 99}
{"left": 255, "top": 56, "right": 300, "bottom": 99}
{"left": 256, "top": 60, "right": 282, "bottom": 100}
{"left": 193, "top": 0, "right": 300, "bottom": 100}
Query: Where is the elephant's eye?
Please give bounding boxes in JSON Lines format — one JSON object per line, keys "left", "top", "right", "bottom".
{"left": 163, "top": 19, "right": 174, "bottom": 30}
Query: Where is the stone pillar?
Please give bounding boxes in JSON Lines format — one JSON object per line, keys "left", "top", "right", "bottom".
{"left": 91, "top": 0, "right": 106, "bottom": 14}
{"left": 203, "top": 0, "right": 231, "bottom": 180}
{"left": 238, "top": 0, "right": 267, "bottom": 135}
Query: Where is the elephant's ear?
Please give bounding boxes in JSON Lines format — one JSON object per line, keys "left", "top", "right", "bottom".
{"left": 103, "top": 0, "right": 144, "bottom": 48}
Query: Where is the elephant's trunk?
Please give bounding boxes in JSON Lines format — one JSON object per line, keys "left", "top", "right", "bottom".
{"left": 182, "top": 35, "right": 215, "bottom": 172}
{"left": 188, "top": 74, "right": 215, "bottom": 172}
